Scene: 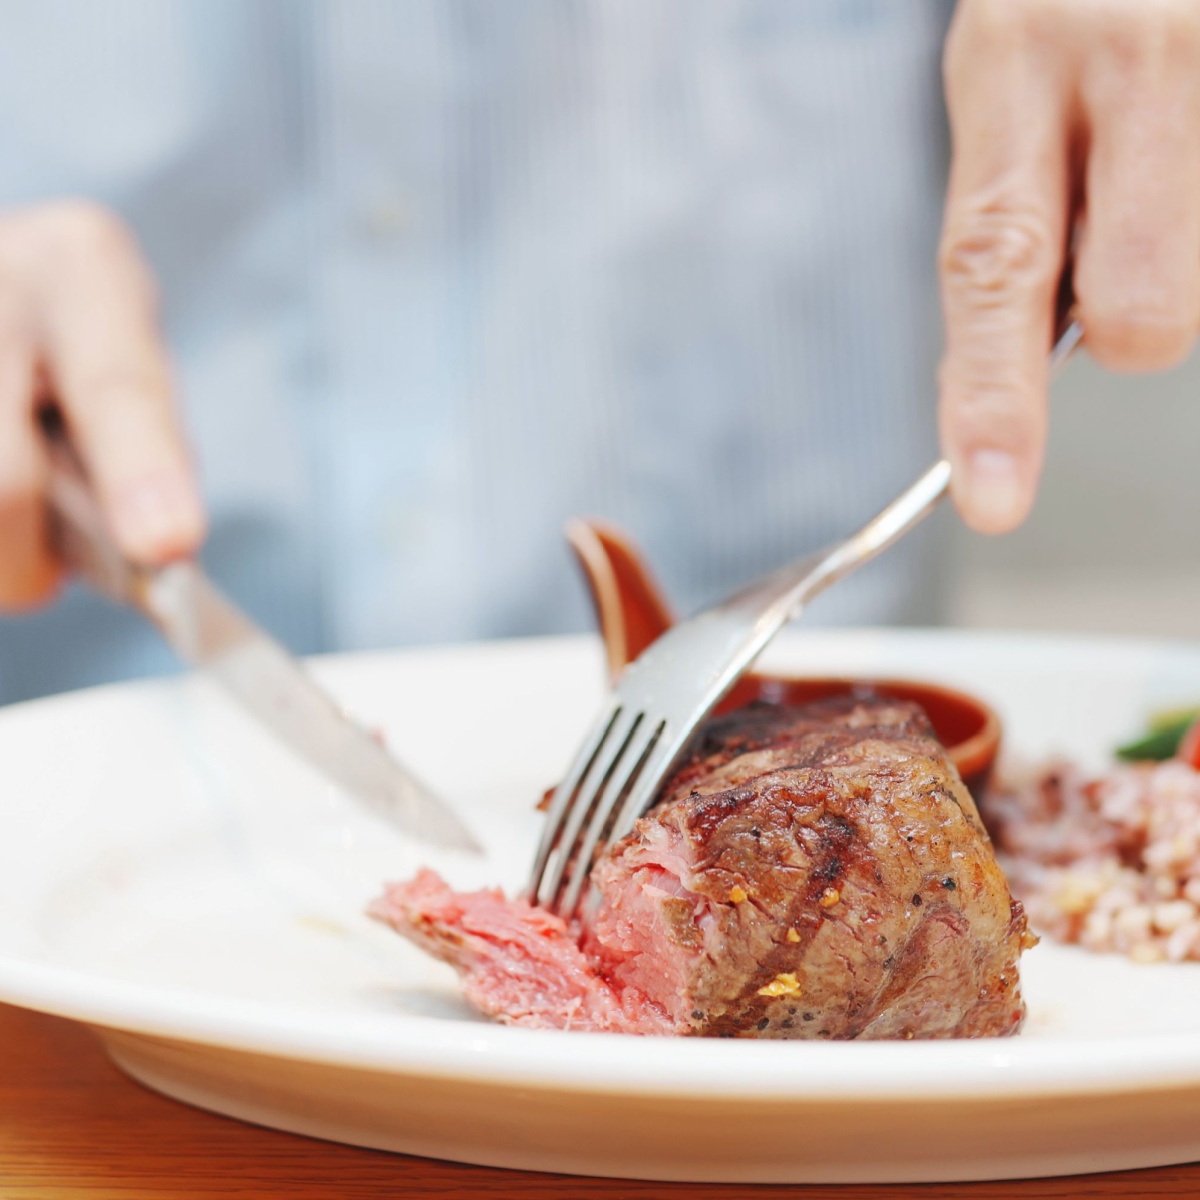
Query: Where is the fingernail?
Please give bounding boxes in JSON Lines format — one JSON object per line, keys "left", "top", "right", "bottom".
{"left": 963, "top": 449, "right": 1025, "bottom": 531}
{"left": 113, "top": 476, "right": 204, "bottom": 561}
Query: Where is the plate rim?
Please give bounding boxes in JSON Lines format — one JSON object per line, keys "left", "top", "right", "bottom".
{"left": 7, "top": 951, "right": 1200, "bottom": 1100}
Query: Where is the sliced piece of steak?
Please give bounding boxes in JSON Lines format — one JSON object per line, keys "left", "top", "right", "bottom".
{"left": 372, "top": 696, "right": 1031, "bottom": 1038}
{"left": 369, "top": 868, "right": 669, "bottom": 1033}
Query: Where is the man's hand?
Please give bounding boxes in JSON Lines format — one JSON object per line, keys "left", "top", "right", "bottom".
{"left": 940, "top": 0, "right": 1200, "bottom": 533}
{"left": 0, "top": 201, "right": 204, "bottom": 608}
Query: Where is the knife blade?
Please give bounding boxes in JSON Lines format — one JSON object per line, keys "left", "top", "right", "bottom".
{"left": 40, "top": 407, "right": 480, "bottom": 854}
{"left": 141, "top": 562, "right": 481, "bottom": 852}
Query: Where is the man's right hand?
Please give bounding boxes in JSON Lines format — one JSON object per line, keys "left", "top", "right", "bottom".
{"left": 0, "top": 201, "right": 204, "bottom": 610}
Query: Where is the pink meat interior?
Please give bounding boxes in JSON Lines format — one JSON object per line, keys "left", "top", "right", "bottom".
{"left": 583, "top": 823, "right": 719, "bottom": 1026}
{"left": 370, "top": 867, "right": 681, "bottom": 1033}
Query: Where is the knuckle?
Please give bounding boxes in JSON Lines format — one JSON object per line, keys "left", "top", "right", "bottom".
{"left": 940, "top": 205, "right": 1058, "bottom": 308}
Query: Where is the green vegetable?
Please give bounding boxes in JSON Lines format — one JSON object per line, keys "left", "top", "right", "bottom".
{"left": 1116, "top": 711, "right": 1200, "bottom": 762}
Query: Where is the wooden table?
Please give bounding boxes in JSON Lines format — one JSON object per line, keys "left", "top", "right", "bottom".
{"left": 3, "top": 1001, "right": 1199, "bottom": 1200}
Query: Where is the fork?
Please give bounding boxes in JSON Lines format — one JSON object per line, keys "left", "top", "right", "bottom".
{"left": 530, "top": 316, "right": 1084, "bottom": 916}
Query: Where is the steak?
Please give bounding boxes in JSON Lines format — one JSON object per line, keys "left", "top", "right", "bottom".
{"left": 372, "top": 696, "right": 1031, "bottom": 1038}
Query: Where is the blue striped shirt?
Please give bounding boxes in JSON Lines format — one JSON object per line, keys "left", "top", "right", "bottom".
{"left": 0, "top": 0, "right": 952, "bottom": 700}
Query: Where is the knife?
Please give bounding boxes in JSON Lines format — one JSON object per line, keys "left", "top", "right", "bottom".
{"left": 38, "top": 406, "right": 481, "bottom": 855}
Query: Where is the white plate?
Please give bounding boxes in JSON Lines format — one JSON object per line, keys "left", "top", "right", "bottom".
{"left": 6, "top": 630, "right": 1200, "bottom": 1184}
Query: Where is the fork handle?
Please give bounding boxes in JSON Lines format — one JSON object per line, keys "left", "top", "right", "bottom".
{"left": 743, "top": 316, "right": 1085, "bottom": 623}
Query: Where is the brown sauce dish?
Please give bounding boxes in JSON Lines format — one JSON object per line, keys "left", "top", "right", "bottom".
{"left": 565, "top": 518, "right": 1002, "bottom": 799}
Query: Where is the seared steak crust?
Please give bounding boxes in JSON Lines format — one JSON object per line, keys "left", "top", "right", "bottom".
{"left": 584, "top": 697, "right": 1029, "bottom": 1038}
{"left": 374, "top": 696, "right": 1030, "bottom": 1038}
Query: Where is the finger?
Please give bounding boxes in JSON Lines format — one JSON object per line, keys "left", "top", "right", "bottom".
{"left": 1074, "top": 12, "right": 1200, "bottom": 371}
{"left": 0, "top": 319, "right": 62, "bottom": 609}
{"left": 26, "top": 204, "right": 204, "bottom": 564}
{"left": 938, "top": 10, "right": 1074, "bottom": 534}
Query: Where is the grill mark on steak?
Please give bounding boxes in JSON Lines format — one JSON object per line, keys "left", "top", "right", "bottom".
{"left": 703, "top": 807, "right": 870, "bottom": 1036}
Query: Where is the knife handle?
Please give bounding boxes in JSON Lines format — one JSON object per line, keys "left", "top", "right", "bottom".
{"left": 38, "top": 405, "right": 153, "bottom": 608}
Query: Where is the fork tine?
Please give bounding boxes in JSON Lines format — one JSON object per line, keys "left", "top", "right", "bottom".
{"left": 527, "top": 703, "right": 622, "bottom": 903}
{"left": 536, "top": 708, "right": 643, "bottom": 909}
{"left": 533, "top": 706, "right": 642, "bottom": 908}
{"left": 604, "top": 730, "right": 685, "bottom": 849}
{"left": 555, "top": 717, "right": 666, "bottom": 917}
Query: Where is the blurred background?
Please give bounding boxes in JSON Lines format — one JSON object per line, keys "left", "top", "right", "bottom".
{"left": 0, "top": 1, "right": 1195, "bottom": 709}
{"left": 948, "top": 351, "right": 1200, "bottom": 639}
